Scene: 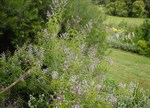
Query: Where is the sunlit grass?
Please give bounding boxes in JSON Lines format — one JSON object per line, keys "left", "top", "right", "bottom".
{"left": 106, "top": 48, "right": 150, "bottom": 89}
{"left": 104, "top": 15, "right": 150, "bottom": 27}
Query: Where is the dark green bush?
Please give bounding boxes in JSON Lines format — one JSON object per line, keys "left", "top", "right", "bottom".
{"left": 106, "top": 1, "right": 128, "bottom": 17}
{"left": 135, "top": 20, "right": 150, "bottom": 56}
{"left": 137, "top": 40, "right": 150, "bottom": 56}
{"left": 132, "top": 0, "right": 145, "bottom": 17}
{"left": 0, "top": 0, "right": 51, "bottom": 53}
{"left": 103, "top": 0, "right": 149, "bottom": 18}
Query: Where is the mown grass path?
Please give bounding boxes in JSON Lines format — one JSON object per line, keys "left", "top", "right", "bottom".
{"left": 104, "top": 15, "right": 149, "bottom": 27}
{"left": 106, "top": 48, "right": 150, "bottom": 88}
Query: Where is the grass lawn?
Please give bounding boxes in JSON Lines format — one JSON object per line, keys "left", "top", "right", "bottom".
{"left": 104, "top": 15, "right": 149, "bottom": 27}
{"left": 106, "top": 48, "right": 150, "bottom": 89}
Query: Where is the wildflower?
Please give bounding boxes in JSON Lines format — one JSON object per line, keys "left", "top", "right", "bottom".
{"left": 63, "top": 47, "right": 70, "bottom": 54}
{"left": 116, "top": 33, "right": 119, "bottom": 39}
{"left": 86, "top": 20, "right": 93, "bottom": 32}
{"left": 71, "top": 83, "right": 82, "bottom": 95}
{"left": 97, "top": 95, "right": 101, "bottom": 100}
{"left": 72, "top": 104, "right": 81, "bottom": 108}
{"left": 112, "top": 27, "right": 118, "bottom": 32}
{"left": 52, "top": 71, "right": 59, "bottom": 79}
{"left": 89, "top": 64, "right": 95, "bottom": 72}
{"left": 94, "top": 84, "right": 102, "bottom": 91}
{"left": 60, "top": 32, "right": 68, "bottom": 39}
{"left": 127, "top": 33, "right": 131, "bottom": 40}
{"left": 80, "top": 44, "right": 86, "bottom": 53}
{"left": 56, "top": 95, "right": 65, "bottom": 103}
{"left": 46, "top": 11, "right": 51, "bottom": 19}
{"left": 37, "top": 60, "right": 43, "bottom": 67}
{"left": 43, "top": 68, "right": 50, "bottom": 73}
{"left": 90, "top": 81, "right": 95, "bottom": 86}
{"left": 132, "top": 32, "right": 135, "bottom": 38}
{"left": 43, "top": 29, "right": 49, "bottom": 36}
{"left": 129, "top": 82, "right": 137, "bottom": 91}
{"left": 108, "top": 58, "right": 113, "bottom": 65}
{"left": 81, "top": 79, "right": 88, "bottom": 87}
{"left": 98, "top": 95, "right": 105, "bottom": 101}
{"left": 118, "top": 83, "right": 126, "bottom": 88}
{"left": 70, "top": 75, "right": 77, "bottom": 82}
{"left": 107, "top": 94, "right": 117, "bottom": 105}
{"left": 63, "top": 60, "right": 69, "bottom": 71}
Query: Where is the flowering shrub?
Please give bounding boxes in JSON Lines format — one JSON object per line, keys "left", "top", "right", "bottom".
{"left": 0, "top": 0, "right": 150, "bottom": 107}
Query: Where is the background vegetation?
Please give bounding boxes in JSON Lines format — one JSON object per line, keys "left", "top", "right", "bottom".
{"left": 98, "top": 0, "right": 150, "bottom": 18}
{"left": 0, "top": 0, "right": 51, "bottom": 53}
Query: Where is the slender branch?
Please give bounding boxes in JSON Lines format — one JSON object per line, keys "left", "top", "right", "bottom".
{"left": 0, "top": 71, "right": 31, "bottom": 95}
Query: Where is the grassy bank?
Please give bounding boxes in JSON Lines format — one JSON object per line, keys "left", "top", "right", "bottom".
{"left": 106, "top": 48, "right": 150, "bottom": 89}
{"left": 104, "top": 15, "right": 149, "bottom": 27}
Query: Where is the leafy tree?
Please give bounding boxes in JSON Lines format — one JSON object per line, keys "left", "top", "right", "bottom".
{"left": 124, "top": 0, "right": 134, "bottom": 16}
{"left": 136, "top": 20, "right": 150, "bottom": 41}
{"left": 115, "top": 1, "right": 128, "bottom": 17}
{"left": 103, "top": 0, "right": 150, "bottom": 18}
{"left": 106, "top": 2, "right": 116, "bottom": 15}
{"left": 144, "top": 0, "right": 150, "bottom": 17}
{"left": 0, "top": 0, "right": 51, "bottom": 53}
{"left": 106, "top": 0, "right": 128, "bottom": 17}
{"left": 132, "top": 0, "right": 145, "bottom": 17}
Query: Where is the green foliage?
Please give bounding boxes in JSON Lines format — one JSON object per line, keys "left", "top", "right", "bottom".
{"left": 106, "top": 1, "right": 128, "bottom": 17}
{"left": 137, "top": 40, "right": 150, "bottom": 56}
{"left": 0, "top": 0, "right": 150, "bottom": 107}
{"left": 135, "top": 20, "right": 150, "bottom": 56}
{"left": 28, "top": 94, "right": 48, "bottom": 108}
{"left": 0, "top": 44, "right": 52, "bottom": 107}
{"left": 136, "top": 20, "right": 150, "bottom": 41}
{"left": 144, "top": 0, "right": 150, "bottom": 17}
{"left": 0, "top": 0, "right": 51, "bottom": 53}
{"left": 64, "top": 0, "right": 106, "bottom": 55}
{"left": 132, "top": 0, "right": 145, "bottom": 17}
{"left": 104, "top": 0, "right": 149, "bottom": 18}
{"left": 116, "top": 83, "right": 150, "bottom": 108}
{"left": 115, "top": 1, "right": 128, "bottom": 17}
{"left": 0, "top": 0, "right": 107, "bottom": 107}
{"left": 106, "top": 2, "right": 116, "bottom": 15}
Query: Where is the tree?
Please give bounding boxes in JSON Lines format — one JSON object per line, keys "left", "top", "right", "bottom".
{"left": 132, "top": 0, "right": 145, "bottom": 17}
{"left": 106, "top": 0, "right": 128, "bottom": 17}
{"left": 0, "top": 0, "right": 51, "bottom": 53}
{"left": 144, "top": 0, "right": 150, "bottom": 17}
{"left": 115, "top": 1, "right": 128, "bottom": 17}
{"left": 106, "top": 2, "right": 116, "bottom": 15}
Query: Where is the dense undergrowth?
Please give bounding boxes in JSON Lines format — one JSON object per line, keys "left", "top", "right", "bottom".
{"left": 0, "top": 0, "right": 150, "bottom": 107}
